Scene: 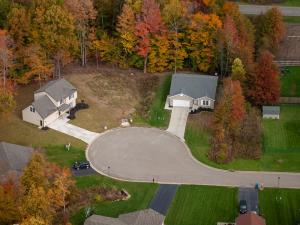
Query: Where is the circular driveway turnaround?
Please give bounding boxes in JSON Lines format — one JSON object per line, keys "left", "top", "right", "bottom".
{"left": 87, "top": 127, "right": 300, "bottom": 188}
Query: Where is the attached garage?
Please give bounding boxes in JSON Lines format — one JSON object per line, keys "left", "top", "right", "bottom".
{"left": 173, "top": 99, "right": 191, "bottom": 107}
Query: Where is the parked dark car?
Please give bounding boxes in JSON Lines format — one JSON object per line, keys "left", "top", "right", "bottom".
{"left": 72, "top": 161, "right": 90, "bottom": 170}
{"left": 239, "top": 200, "right": 248, "bottom": 214}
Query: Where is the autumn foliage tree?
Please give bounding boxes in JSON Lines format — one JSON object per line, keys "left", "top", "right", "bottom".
{"left": 187, "top": 12, "right": 222, "bottom": 72}
{"left": 255, "top": 7, "right": 285, "bottom": 52}
{"left": 248, "top": 50, "right": 280, "bottom": 106}
{"left": 64, "top": 0, "right": 96, "bottom": 67}
{"left": 0, "top": 29, "right": 15, "bottom": 116}
{"left": 210, "top": 78, "right": 246, "bottom": 163}
{"left": 135, "top": 0, "right": 165, "bottom": 73}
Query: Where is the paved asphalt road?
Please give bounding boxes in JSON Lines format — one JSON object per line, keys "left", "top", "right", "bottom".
{"left": 239, "top": 4, "right": 300, "bottom": 16}
{"left": 87, "top": 127, "right": 300, "bottom": 189}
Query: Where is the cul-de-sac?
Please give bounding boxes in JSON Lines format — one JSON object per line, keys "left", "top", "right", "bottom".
{"left": 0, "top": 0, "right": 300, "bottom": 224}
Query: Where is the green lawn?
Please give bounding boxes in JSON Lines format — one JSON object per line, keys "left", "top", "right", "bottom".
{"left": 71, "top": 175, "right": 158, "bottom": 225}
{"left": 134, "top": 75, "right": 171, "bottom": 128}
{"left": 165, "top": 185, "right": 238, "bottom": 225}
{"left": 187, "top": 105, "right": 300, "bottom": 172}
{"left": 259, "top": 188, "right": 300, "bottom": 225}
{"left": 281, "top": 67, "right": 300, "bottom": 97}
{"left": 45, "top": 145, "right": 86, "bottom": 167}
{"left": 283, "top": 16, "right": 300, "bottom": 23}
{"left": 263, "top": 104, "right": 300, "bottom": 153}
{"left": 282, "top": 0, "right": 300, "bottom": 7}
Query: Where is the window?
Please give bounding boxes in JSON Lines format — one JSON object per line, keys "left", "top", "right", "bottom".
{"left": 202, "top": 100, "right": 209, "bottom": 106}
{"left": 30, "top": 106, "right": 35, "bottom": 113}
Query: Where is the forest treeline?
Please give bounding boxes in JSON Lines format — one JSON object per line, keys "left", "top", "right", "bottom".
{"left": 0, "top": 0, "right": 285, "bottom": 162}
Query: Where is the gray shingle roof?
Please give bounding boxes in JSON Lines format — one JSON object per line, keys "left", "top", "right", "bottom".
{"left": 169, "top": 73, "right": 218, "bottom": 100}
{"left": 35, "top": 78, "right": 76, "bottom": 102}
{"left": 119, "top": 209, "right": 165, "bottom": 225}
{"left": 0, "top": 142, "right": 33, "bottom": 176}
{"left": 263, "top": 106, "right": 280, "bottom": 115}
{"left": 84, "top": 209, "right": 165, "bottom": 225}
{"left": 84, "top": 215, "right": 126, "bottom": 225}
{"left": 32, "top": 95, "right": 57, "bottom": 119}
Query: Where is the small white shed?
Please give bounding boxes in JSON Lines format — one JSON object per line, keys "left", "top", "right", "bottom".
{"left": 263, "top": 106, "right": 280, "bottom": 119}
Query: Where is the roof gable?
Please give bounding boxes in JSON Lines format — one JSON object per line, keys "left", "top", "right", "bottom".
{"left": 119, "top": 209, "right": 164, "bottom": 225}
{"left": 32, "top": 95, "right": 57, "bottom": 119}
{"left": 169, "top": 73, "right": 218, "bottom": 100}
{"left": 35, "top": 78, "right": 76, "bottom": 102}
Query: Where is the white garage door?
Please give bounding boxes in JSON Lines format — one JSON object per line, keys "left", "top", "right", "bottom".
{"left": 173, "top": 100, "right": 190, "bottom": 107}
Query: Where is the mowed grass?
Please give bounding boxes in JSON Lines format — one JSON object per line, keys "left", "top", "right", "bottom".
{"left": 263, "top": 104, "right": 300, "bottom": 153}
{"left": 282, "top": 0, "right": 300, "bottom": 7}
{"left": 281, "top": 66, "right": 300, "bottom": 97}
{"left": 187, "top": 105, "right": 300, "bottom": 172}
{"left": 259, "top": 188, "right": 300, "bottom": 225}
{"left": 135, "top": 75, "right": 171, "bottom": 128}
{"left": 45, "top": 145, "right": 86, "bottom": 167}
{"left": 71, "top": 175, "right": 158, "bottom": 225}
{"left": 283, "top": 16, "right": 300, "bottom": 23}
{"left": 165, "top": 185, "right": 238, "bottom": 225}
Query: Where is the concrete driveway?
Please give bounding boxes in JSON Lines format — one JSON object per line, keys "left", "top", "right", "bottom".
{"left": 87, "top": 127, "right": 300, "bottom": 188}
{"left": 167, "top": 107, "right": 189, "bottom": 140}
{"left": 48, "top": 116, "right": 99, "bottom": 144}
{"left": 239, "top": 4, "right": 300, "bottom": 16}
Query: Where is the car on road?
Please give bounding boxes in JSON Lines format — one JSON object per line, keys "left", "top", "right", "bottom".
{"left": 239, "top": 200, "right": 248, "bottom": 214}
{"left": 72, "top": 161, "right": 90, "bottom": 170}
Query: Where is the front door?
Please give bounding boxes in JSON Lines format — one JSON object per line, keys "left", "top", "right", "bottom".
{"left": 40, "top": 120, "right": 43, "bottom": 127}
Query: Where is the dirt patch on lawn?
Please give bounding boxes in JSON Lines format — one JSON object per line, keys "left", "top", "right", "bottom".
{"left": 64, "top": 65, "right": 165, "bottom": 132}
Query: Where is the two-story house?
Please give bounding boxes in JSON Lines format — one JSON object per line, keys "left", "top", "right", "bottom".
{"left": 22, "top": 78, "right": 77, "bottom": 127}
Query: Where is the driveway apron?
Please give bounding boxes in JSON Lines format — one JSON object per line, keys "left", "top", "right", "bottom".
{"left": 48, "top": 117, "right": 99, "bottom": 144}
{"left": 167, "top": 106, "right": 189, "bottom": 140}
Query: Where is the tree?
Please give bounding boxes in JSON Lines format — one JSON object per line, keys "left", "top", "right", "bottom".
{"left": 231, "top": 58, "right": 246, "bottom": 83}
{"left": 187, "top": 12, "right": 222, "bottom": 72}
{"left": 236, "top": 107, "right": 262, "bottom": 159}
{"left": 162, "top": 0, "right": 186, "bottom": 72}
{"left": 248, "top": 50, "right": 280, "bottom": 105}
{"left": 22, "top": 44, "right": 52, "bottom": 85}
{"left": 255, "top": 7, "right": 285, "bottom": 52}
{"left": 117, "top": 3, "right": 137, "bottom": 55}
{"left": 210, "top": 78, "right": 245, "bottom": 163}
{"left": 49, "top": 169, "right": 75, "bottom": 217}
{"left": 32, "top": 4, "right": 77, "bottom": 78}
{"left": 21, "top": 153, "right": 47, "bottom": 193}
{"left": 0, "top": 186, "right": 19, "bottom": 225}
{"left": 64, "top": 0, "right": 96, "bottom": 67}
{"left": 219, "top": 15, "right": 239, "bottom": 76}
{"left": 0, "top": 0, "right": 11, "bottom": 29}
{"left": 148, "top": 34, "right": 170, "bottom": 72}
{"left": 20, "top": 186, "right": 53, "bottom": 225}
{"left": 0, "top": 30, "right": 12, "bottom": 89}
{"left": 135, "top": 0, "right": 165, "bottom": 73}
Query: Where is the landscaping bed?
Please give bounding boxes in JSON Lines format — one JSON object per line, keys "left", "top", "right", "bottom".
{"left": 70, "top": 175, "right": 158, "bottom": 225}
